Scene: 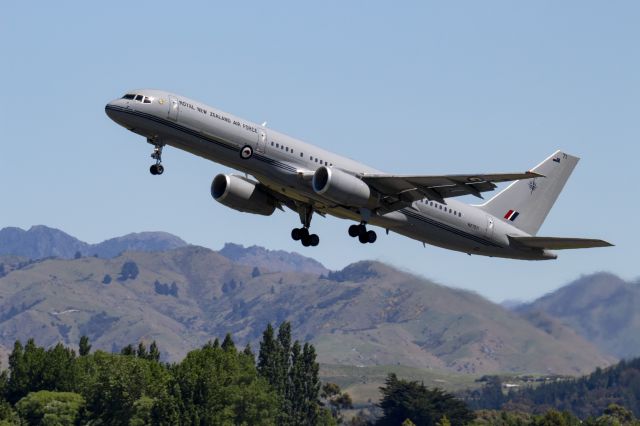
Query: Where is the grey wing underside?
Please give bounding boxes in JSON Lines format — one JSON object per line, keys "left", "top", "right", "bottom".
{"left": 361, "top": 171, "right": 542, "bottom": 209}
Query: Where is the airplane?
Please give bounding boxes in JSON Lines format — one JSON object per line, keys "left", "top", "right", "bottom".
{"left": 105, "top": 90, "right": 612, "bottom": 260}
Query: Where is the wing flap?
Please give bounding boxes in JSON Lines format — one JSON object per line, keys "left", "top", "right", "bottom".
{"left": 362, "top": 171, "right": 542, "bottom": 205}
{"left": 508, "top": 236, "right": 613, "bottom": 250}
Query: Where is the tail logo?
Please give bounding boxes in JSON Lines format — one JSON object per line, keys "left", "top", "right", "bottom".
{"left": 528, "top": 179, "right": 537, "bottom": 194}
{"left": 504, "top": 210, "right": 520, "bottom": 221}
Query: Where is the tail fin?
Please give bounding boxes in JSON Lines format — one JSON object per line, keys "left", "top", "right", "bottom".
{"left": 477, "top": 150, "right": 579, "bottom": 235}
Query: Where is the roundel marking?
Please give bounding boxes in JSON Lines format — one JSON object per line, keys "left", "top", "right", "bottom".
{"left": 467, "top": 176, "right": 483, "bottom": 183}
{"left": 240, "top": 145, "right": 254, "bottom": 159}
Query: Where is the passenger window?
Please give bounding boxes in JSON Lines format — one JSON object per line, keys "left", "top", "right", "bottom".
{"left": 286, "top": 147, "right": 289, "bottom": 152}
{"left": 276, "top": 143, "right": 279, "bottom": 148}
{"left": 300, "top": 153, "right": 303, "bottom": 157}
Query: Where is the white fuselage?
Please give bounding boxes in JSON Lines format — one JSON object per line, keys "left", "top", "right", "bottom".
{"left": 105, "top": 89, "right": 553, "bottom": 260}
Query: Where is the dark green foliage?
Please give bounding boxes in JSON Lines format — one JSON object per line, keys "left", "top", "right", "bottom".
{"left": 15, "top": 391, "right": 85, "bottom": 425}
{"left": 102, "top": 274, "right": 112, "bottom": 284}
{"left": 376, "top": 373, "right": 474, "bottom": 426}
{"left": 149, "top": 341, "right": 161, "bottom": 362}
{"left": 159, "top": 342, "right": 278, "bottom": 425}
{"left": 74, "top": 251, "right": 82, "bottom": 259}
{"left": 222, "top": 333, "right": 236, "bottom": 352}
{"left": 470, "top": 358, "right": 640, "bottom": 419}
{"left": 75, "top": 351, "right": 170, "bottom": 425}
{"left": 118, "top": 261, "right": 139, "bottom": 281}
{"left": 7, "top": 339, "right": 76, "bottom": 404}
{"left": 154, "top": 280, "right": 178, "bottom": 297}
{"left": 252, "top": 266, "right": 261, "bottom": 277}
{"left": 79, "top": 335, "right": 91, "bottom": 356}
{"left": 243, "top": 343, "right": 255, "bottom": 358}
{"left": 120, "top": 344, "right": 135, "bottom": 356}
{"left": 258, "top": 322, "right": 324, "bottom": 425}
{"left": 322, "top": 382, "right": 354, "bottom": 423}
{"left": 0, "top": 323, "right": 332, "bottom": 425}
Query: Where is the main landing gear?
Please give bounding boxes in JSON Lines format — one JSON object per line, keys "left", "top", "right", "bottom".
{"left": 291, "top": 227, "right": 319, "bottom": 247}
{"left": 291, "top": 204, "right": 320, "bottom": 247}
{"left": 348, "top": 222, "right": 377, "bottom": 244}
{"left": 149, "top": 142, "right": 164, "bottom": 175}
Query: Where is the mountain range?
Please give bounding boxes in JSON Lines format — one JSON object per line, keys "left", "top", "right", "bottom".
{"left": 0, "top": 225, "right": 625, "bottom": 380}
{"left": 517, "top": 272, "right": 640, "bottom": 359}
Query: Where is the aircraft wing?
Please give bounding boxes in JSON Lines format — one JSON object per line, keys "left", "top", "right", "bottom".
{"left": 361, "top": 171, "right": 542, "bottom": 206}
{"left": 508, "top": 236, "right": 613, "bottom": 250}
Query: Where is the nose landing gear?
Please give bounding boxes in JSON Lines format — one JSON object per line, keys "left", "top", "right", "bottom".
{"left": 149, "top": 141, "right": 165, "bottom": 175}
{"left": 348, "top": 222, "right": 377, "bottom": 244}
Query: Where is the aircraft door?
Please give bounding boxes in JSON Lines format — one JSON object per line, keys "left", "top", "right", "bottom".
{"left": 485, "top": 216, "right": 495, "bottom": 238}
{"left": 168, "top": 95, "right": 179, "bottom": 121}
{"left": 257, "top": 129, "right": 267, "bottom": 153}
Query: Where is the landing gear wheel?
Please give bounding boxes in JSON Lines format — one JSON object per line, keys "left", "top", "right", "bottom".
{"left": 367, "top": 230, "right": 377, "bottom": 244}
{"left": 358, "top": 233, "right": 369, "bottom": 244}
{"left": 348, "top": 224, "right": 360, "bottom": 238}
{"left": 309, "top": 234, "right": 320, "bottom": 247}
{"left": 149, "top": 142, "right": 165, "bottom": 176}
{"left": 301, "top": 235, "right": 311, "bottom": 247}
{"left": 291, "top": 228, "right": 302, "bottom": 241}
{"left": 357, "top": 224, "right": 367, "bottom": 237}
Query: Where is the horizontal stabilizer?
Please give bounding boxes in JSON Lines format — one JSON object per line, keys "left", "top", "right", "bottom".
{"left": 508, "top": 235, "right": 613, "bottom": 250}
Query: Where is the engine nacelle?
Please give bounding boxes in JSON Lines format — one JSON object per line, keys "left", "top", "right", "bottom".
{"left": 312, "top": 166, "right": 371, "bottom": 207}
{"left": 211, "top": 174, "right": 276, "bottom": 216}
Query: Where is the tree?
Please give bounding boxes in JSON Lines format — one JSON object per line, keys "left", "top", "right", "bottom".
{"left": 79, "top": 335, "right": 91, "bottom": 356}
{"left": 74, "top": 251, "right": 82, "bottom": 259}
{"left": 118, "top": 261, "right": 139, "bottom": 281}
{"left": 377, "top": 373, "right": 474, "bottom": 426}
{"left": 258, "top": 324, "right": 279, "bottom": 391}
{"left": 137, "top": 342, "right": 148, "bottom": 359}
{"left": 222, "top": 333, "right": 236, "bottom": 352}
{"left": 252, "top": 266, "right": 261, "bottom": 278}
{"left": 15, "top": 391, "right": 85, "bottom": 425}
{"left": 258, "top": 322, "right": 324, "bottom": 425}
{"left": 322, "top": 382, "right": 353, "bottom": 422}
{"left": 243, "top": 343, "right": 255, "bottom": 358}
{"left": 120, "top": 344, "right": 135, "bottom": 356}
{"left": 148, "top": 341, "right": 161, "bottom": 362}
{"left": 75, "top": 351, "right": 170, "bottom": 425}
{"left": 102, "top": 274, "right": 112, "bottom": 284}
{"left": 165, "top": 344, "right": 278, "bottom": 424}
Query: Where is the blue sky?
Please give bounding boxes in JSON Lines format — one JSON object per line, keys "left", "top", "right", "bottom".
{"left": 2, "top": 1, "right": 638, "bottom": 302}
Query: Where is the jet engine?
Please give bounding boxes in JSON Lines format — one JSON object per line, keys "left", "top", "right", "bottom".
{"left": 211, "top": 174, "right": 276, "bottom": 216}
{"left": 312, "top": 166, "right": 371, "bottom": 207}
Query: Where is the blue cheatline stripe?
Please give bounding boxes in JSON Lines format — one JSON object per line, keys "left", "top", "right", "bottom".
{"left": 510, "top": 212, "right": 519, "bottom": 221}
{"left": 105, "top": 105, "right": 297, "bottom": 173}
{"left": 400, "top": 208, "right": 502, "bottom": 248}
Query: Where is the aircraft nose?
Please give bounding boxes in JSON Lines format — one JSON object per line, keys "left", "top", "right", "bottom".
{"left": 105, "top": 99, "right": 121, "bottom": 121}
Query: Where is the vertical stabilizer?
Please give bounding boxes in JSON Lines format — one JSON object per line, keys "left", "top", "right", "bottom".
{"left": 477, "top": 150, "right": 579, "bottom": 235}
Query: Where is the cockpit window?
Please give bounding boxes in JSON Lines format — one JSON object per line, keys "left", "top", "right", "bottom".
{"left": 122, "top": 93, "right": 152, "bottom": 103}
